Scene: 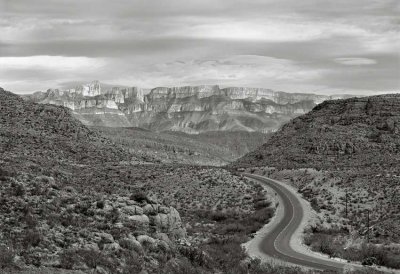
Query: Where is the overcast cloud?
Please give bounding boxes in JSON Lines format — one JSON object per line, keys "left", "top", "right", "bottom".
{"left": 0, "top": 0, "right": 399, "bottom": 94}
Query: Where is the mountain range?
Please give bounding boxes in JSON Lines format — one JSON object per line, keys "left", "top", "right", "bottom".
{"left": 24, "top": 81, "right": 355, "bottom": 133}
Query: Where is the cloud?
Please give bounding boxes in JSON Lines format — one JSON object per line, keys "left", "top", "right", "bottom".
{"left": 0, "top": 55, "right": 105, "bottom": 70}
{"left": 0, "top": 56, "right": 106, "bottom": 92}
{"left": 0, "top": 0, "right": 399, "bottom": 94}
{"left": 334, "top": 57, "right": 377, "bottom": 65}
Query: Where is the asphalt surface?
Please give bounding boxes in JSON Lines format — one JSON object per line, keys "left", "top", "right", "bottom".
{"left": 244, "top": 173, "right": 347, "bottom": 272}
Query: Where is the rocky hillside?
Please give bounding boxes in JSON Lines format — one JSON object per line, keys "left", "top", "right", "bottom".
{"left": 0, "top": 88, "right": 190, "bottom": 272}
{"left": 0, "top": 88, "right": 302, "bottom": 273}
{"left": 233, "top": 94, "right": 400, "bottom": 269}
{"left": 233, "top": 94, "right": 400, "bottom": 170}
{"left": 24, "top": 81, "right": 354, "bottom": 133}
{"left": 0, "top": 87, "right": 133, "bottom": 170}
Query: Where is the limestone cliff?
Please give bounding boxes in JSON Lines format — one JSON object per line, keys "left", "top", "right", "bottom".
{"left": 24, "top": 82, "right": 355, "bottom": 133}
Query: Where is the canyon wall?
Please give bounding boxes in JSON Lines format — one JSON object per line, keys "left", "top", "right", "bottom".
{"left": 24, "top": 82, "right": 355, "bottom": 133}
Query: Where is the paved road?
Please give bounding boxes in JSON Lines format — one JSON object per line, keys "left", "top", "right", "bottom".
{"left": 244, "top": 173, "right": 347, "bottom": 272}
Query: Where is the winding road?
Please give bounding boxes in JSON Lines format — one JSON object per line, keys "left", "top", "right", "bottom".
{"left": 244, "top": 173, "right": 347, "bottom": 272}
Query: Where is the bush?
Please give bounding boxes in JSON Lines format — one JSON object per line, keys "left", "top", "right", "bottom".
{"left": 11, "top": 181, "right": 25, "bottom": 197}
{"left": 22, "top": 229, "right": 42, "bottom": 248}
{"left": 0, "top": 246, "right": 15, "bottom": 269}
{"left": 210, "top": 211, "right": 228, "bottom": 222}
{"left": 122, "top": 251, "right": 144, "bottom": 274}
{"left": 130, "top": 191, "right": 148, "bottom": 203}
{"left": 219, "top": 223, "right": 246, "bottom": 234}
{"left": 59, "top": 249, "right": 77, "bottom": 269}
{"left": 96, "top": 200, "right": 105, "bottom": 209}
{"left": 254, "top": 199, "right": 271, "bottom": 209}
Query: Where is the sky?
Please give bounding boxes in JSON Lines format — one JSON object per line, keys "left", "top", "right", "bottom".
{"left": 0, "top": 0, "right": 399, "bottom": 95}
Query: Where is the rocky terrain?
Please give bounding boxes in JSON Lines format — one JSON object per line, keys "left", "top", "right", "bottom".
{"left": 233, "top": 94, "right": 400, "bottom": 269}
{"left": 1, "top": 87, "right": 307, "bottom": 273}
{"left": 24, "top": 81, "right": 354, "bottom": 133}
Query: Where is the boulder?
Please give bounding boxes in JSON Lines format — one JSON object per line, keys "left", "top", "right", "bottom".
{"left": 119, "top": 237, "right": 142, "bottom": 252}
{"left": 96, "top": 232, "right": 114, "bottom": 244}
{"left": 142, "top": 204, "right": 159, "bottom": 215}
{"left": 137, "top": 235, "right": 156, "bottom": 246}
{"left": 103, "top": 242, "right": 121, "bottom": 252}
{"left": 123, "top": 214, "right": 150, "bottom": 228}
{"left": 121, "top": 205, "right": 144, "bottom": 215}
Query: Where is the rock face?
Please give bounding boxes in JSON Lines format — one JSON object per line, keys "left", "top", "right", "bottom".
{"left": 24, "top": 81, "right": 354, "bottom": 133}
{"left": 232, "top": 94, "right": 400, "bottom": 170}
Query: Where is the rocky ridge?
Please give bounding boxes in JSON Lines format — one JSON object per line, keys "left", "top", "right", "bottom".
{"left": 24, "top": 82, "right": 355, "bottom": 133}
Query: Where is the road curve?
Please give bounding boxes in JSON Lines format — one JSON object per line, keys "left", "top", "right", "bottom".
{"left": 244, "top": 173, "right": 347, "bottom": 272}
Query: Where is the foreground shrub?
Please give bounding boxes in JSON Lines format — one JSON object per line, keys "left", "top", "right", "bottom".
{"left": 305, "top": 232, "right": 400, "bottom": 269}
{"left": 0, "top": 246, "right": 15, "bottom": 269}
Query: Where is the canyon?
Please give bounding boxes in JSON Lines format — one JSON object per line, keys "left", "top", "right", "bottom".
{"left": 24, "top": 81, "right": 354, "bottom": 133}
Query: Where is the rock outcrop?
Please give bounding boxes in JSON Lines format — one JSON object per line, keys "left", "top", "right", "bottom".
{"left": 0, "top": 175, "right": 186, "bottom": 271}
{"left": 24, "top": 82, "right": 355, "bottom": 133}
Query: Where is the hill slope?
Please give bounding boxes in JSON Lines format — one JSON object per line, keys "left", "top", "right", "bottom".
{"left": 234, "top": 94, "right": 400, "bottom": 170}
{"left": 233, "top": 94, "right": 400, "bottom": 268}
{"left": 0, "top": 88, "right": 189, "bottom": 272}
{"left": 0, "top": 87, "right": 131, "bottom": 172}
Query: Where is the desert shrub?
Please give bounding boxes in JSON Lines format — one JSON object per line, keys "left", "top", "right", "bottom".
{"left": 59, "top": 249, "right": 78, "bottom": 269}
{"left": 23, "top": 252, "right": 41, "bottom": 267}
{"left": 122, "top": 251, "right": 144, "bottom": 274}
{"left": 76, "top": 249, "right": 103, "bottom": 269}
{"left": 303, "top": 233, "right": 313, "bottom": 246}
{"left": 362, "top": 256, "right": 378, "bottom": 266}
{"left": 107, "top": 207, "right": 120, "bottom": 223}
{"left": 10, "top": 181, "right": 25, "bottom": 197}
{"left": 119, "top": 239, "right": 143, "bottom": 254}
{"left": 254, "top": 199, "right": 271, "bottom": 209}
{"left": 24, "top": 212, "right": 38, "bottom": 229}
{"left": 47, "top": 212, "right": 60, "bottom": 227}
{"left": 218, "top": 223, "right": 246, "bottom": 234}
{"left": 306, "top": 233, "right": 337, "bottom": 257}
{"left": 130, "top": 191, "right": 148, "bottom": 203}
{"left": 310, "top": 197, "right": 320, "bottom": 212}
{"left": 0, "top": 168, "right": 9, "bottom": 182}
{"left": 0, "top": 246, "right": 15, "bottom": 269}
{"left": 22, "top": 229, "right": 42, "bottom": 248}
{"left": 210, "top": 211, "right": 228, "bottom": 222}
{"left": 164, "top": 257, "right": 204, "bottom": 274}
{"left": 178, "top": 246, "right": 209, "bottom": 267}
{"left": 251, "top": 207, "right": 274, "bottom": 223}
{"left": 203, "top": 236, "right": 247, "bottom": 272}
{"left": 76, "top": 249, "right": 118, "bottom": 271}
{"left": 244, "top": 258, "right": 304, "bottom": 274}
{"left": 359, "top": 244, "right": 400, "bottom": 269}
{"left": 60, "top": 212, "right": 78, "bottom": 227}
{"left": 96, "top": 200, "right": 105, "bottom": 209}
